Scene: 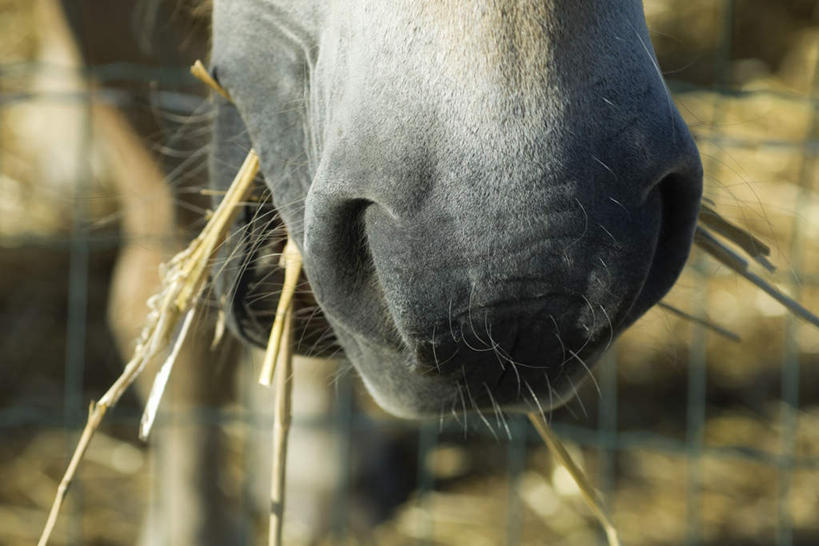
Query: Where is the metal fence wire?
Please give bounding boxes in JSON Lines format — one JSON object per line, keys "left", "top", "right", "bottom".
{"left": 1, "top": 1, "right": 819, "bottom": 545}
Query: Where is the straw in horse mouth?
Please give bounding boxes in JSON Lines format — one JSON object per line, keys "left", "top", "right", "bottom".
{"left": 37, "top": 60, "right": 819, "bottom": 546}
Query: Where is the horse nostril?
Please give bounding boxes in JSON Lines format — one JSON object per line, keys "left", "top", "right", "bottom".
{"left": 304, "top": 197, "right": 406, "bottom": 345}
{"left": 341, "top": 200, "right": 376, "bottom": 275}
{"left": 629, "top": 164, "right": 703, "bottom": 322}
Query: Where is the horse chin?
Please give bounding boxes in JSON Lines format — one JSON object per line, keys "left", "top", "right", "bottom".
{"left": 332, "top": 317, "right": 603, "bottom": 419}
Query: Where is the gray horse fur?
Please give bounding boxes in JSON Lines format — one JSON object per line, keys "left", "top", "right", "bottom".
{"left": 209, "top": 0, "right": 703, "bottom": 418}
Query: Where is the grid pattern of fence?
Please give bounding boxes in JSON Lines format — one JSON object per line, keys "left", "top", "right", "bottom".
{"left": 1, "top": 1, "right": 818, "bottom": 544}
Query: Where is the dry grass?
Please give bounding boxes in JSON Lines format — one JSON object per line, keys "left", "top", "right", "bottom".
{"left": 37, "top": 142, "right": 260, "bottom": 545}
{"left": 36, "top": 60, "right": 307, "bottom": 546}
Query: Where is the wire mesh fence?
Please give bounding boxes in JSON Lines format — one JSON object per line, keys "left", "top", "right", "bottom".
{"left": 1, "top": 1, "right": 819, "bottom": 545}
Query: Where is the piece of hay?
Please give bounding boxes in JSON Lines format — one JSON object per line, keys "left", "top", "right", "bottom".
{"left": 269, "top": 307, "right": 295, "bottom": 545}
{"left": 698, "top": 203, "right": 775, "bottom": 272}
{"left": 656, "top": 301, "right": 741, "bottom": 342}
{"left": 529, "top": 412, "right": 621, "bottom": 546}
{"left": 191, "top": 59, "right": 231, "bottom": 101}
{"left": 259, "top": 239, "right": 303, "bottom": 387}
{"left": 139, "top": 306, "right": 197, "bottom": 440}
{"left": 37, "top": 62, "right": 260, "bottom": 546}
{"left": 694, "top": 226, "right": 819, "bottom": 329}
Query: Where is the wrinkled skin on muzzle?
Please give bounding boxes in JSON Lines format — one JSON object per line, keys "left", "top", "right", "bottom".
{"left": 209, "top": 0, "right": 703, "bottom": 418}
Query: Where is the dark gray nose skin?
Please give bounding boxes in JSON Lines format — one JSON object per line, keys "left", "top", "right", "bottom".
{"left": 302, "top": 106, "right": 701, "bottom": 417}
{"left": 209, "top": 0, "right": 703, "bottom": 417}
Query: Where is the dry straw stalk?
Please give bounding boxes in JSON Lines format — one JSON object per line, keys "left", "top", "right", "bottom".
{"left": 37, "top": 62, "right": 260, "bottom": 546}
{"left": 693, "top": 226, "right": 819, "bottom": 329}
{"left": 269, "top": 308, "right": 295, "bottom": 545}
{"left": 529, "top": 413, "right": 621, "bottom": 546}
{"left": 259, "top": 239, "right": 303, "bottom": 387}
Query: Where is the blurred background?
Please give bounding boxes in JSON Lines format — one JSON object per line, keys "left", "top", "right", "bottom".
{"left": 1, "top": 0, "right": 819, "bottom": 544}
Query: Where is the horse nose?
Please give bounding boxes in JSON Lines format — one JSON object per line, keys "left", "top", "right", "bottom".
{"left": 303, "top": 76, "right": 703, "bottom": 372}
{"left": 303, "top": 108, "right": 703, "bottom": 349}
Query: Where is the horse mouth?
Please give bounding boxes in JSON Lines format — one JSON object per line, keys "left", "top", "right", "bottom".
{"left": 313, "top": 291, "right": 614, "bottom": 419}
{"left": 219, "top": 194, "right": 340, "bottom": 358}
